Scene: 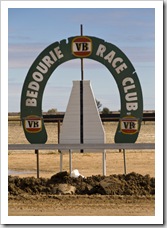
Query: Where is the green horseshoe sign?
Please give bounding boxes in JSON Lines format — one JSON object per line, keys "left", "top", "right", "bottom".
{"left": 21, "top": 36, "right": 143, "bottom": 144}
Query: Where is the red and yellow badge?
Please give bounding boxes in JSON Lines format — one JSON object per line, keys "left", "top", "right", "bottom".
{"left": 72, "top": 36, "right": 92, "bottom": 57}
{"left": 24, "top": 115, "right": 42, "bottom": 133}
{"left": 120, "top": 116, "right": 138, "bottom": 134}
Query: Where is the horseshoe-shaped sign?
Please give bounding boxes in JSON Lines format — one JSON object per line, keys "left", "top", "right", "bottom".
{"left": 21, "top": 36, "right": 143, "bottom": 144}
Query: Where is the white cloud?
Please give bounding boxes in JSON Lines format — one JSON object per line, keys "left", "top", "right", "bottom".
{"left": 8, "top": 43, "right": 48, "bottom": 68}
{"left": 8, "top": 41, "right": 154, "bottom": 70}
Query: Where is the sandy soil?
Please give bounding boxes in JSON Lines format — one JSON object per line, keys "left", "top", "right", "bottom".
{"left": 8, "top": 195, "right": 155, "bottom": 216}
{"left": 8, "top": 121, "right": 155, "bottom": 217}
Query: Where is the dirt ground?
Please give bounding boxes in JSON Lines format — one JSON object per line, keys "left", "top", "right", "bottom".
{"left": 8, "top": 195, "right": 155, "bottom": 216}
{"left": 8, "top": 121, "right": 155, "bottom": 217}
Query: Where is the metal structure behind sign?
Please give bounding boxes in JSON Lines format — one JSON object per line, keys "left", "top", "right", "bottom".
{"left": 8, "top": 143, "right": 155, "bottom": 178}
{"left": 59, "top": 81, "right": 105, "bottom": 148}
{"left": 21, "top": 35, "right": 143, "bottom": 144}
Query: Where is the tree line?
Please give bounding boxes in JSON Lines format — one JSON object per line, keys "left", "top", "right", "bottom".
{"left": 47, "top": 99, "right": 111, "bottom": 114}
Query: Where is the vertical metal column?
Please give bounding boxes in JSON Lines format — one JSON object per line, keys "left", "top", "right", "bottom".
{"left": 58, "top": 120, "right": 60, "bottom": 143}
{"left": 58, "top": 120, "right": 62, "bottom": 172}
{"left": 69, "top": 150, "right": 72, "bottom": 176}
{"left": 80, "top": 81, "right": 84, "bottom": 153}
{"left": 60, "top": 152, "right": 63, "bottom": 172}
{"left": 80, "top": 24, "right": 84, "bottom": 81}
{"left": 35, "top": 149, "right": 39, "bottom": 178}
{"left": 80, "top": 24, "right": 84, "bottom": 153}
{"left": 102, "top": 150, "right": 106, "bottom": 176}
{"left": 123, "top": 149, "right": 127, "bottom": 175}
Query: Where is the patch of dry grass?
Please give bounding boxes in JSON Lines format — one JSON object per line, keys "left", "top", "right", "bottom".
{"left": 8, "top": 121, "right": 155, "bottom": 177}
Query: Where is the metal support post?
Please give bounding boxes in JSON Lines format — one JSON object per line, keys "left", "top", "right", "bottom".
{"left": 80, "top": 24, "right": 84, "bottom": 81}
{"left": 60, "top": 151, "right": 63, "bottom": 172}
{"left": 58, "top": 120, "right": 60, "bottom": 143}
{"left": 102, "top": 150, "right": 106, "bottom": 176}
{"left": 123, "top": 149, "right": 127, "bottom": 175}
{"left": 69, "top": 150, "right": 72, "bottom": 176}
{"left": 35, "top": 149, "right": 39, "bottom": 178}
{"left": 58, "top": 120, "right": 62, "bottom": 172}
{"left": 80, "top": 24, "right": 84, "bottom": 153}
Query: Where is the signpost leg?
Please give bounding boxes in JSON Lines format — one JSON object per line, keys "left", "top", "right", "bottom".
{"left": 123, "top": 149, "right": 127, "bottom": 175}
{"left": 60, "top": 151, "right": 63, "bottom": 172}
{"left": 58, "top": 120, "right": 60, "bottom": 143}
{"left": 102, "top": 150, "right": 106, "bottom": 176}
{"left": 69, "top": 150, "right": 72, "bottom": 176}
{"left": 58, "top": 121, "right": 62, "bottom": 172}
{"left": 35, "top": 149, "right": 39, "bottom": 178}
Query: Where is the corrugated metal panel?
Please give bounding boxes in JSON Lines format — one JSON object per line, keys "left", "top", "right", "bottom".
{"left": 59, "top": 81, "right": 80, "bottom": 144}
{"left": 83, "top": 81, "right": 105, "bottom": 145}
{"left": 59, "top": 81, "right": 105, "bottom": 149}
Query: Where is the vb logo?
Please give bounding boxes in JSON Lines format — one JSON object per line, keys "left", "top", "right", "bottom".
{"left": 120, "top": 116, "right": 138, "bottom": 134}
{"left": 24, "top": 116, "right": 42, "bottom": 133}
{"left": 72, "top": 36, "right": 92, "bottom": 57}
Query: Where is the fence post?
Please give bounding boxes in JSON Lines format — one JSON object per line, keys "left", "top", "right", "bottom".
{"left": 123, "top": 149, "right": 127, "bottom": 175}
{"left": 60, "top": 151, "right": 63, "bottom": 172}
{"left": 58, "top": 120, "right": 62, "bottom": 172}
{"left": 69, "top": 150, "right": 72, "bottom": 176}
{"left": 35, "top": 149, "right": 39, "bottom": 178}
{"left": 58, "top": 120, "right": 60, "bottom": 143}
{"left": 102, "top": 150, "right": 106, "bottom": 176}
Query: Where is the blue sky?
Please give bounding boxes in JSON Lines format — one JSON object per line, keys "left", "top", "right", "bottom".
{"left": 8, "top": 7, "right": 155, "bottom": 112}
